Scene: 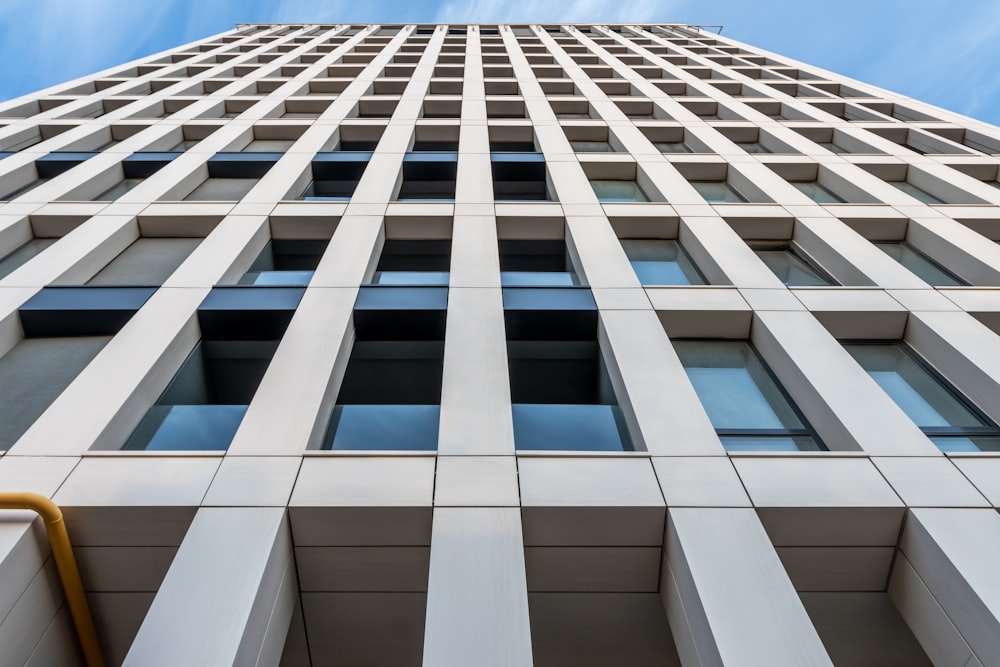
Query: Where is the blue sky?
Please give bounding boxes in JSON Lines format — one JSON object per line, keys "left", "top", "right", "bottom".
{"left": 1, "top": 0, "right": 998, "bottom": 125}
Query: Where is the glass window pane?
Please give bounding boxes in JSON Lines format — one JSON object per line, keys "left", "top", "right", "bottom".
{"left": 752, "top": 246, "right": 832, "bottom": 286}
{"left": 591, "top": 180, "right": 649, "bottom": 202}
{"left": 512, "top": 404, "right": 631, "bottom": 451}
{"left": 737, "top": 142, "right": 772, "bottom": 154}
{"left": 125, "top": 404, "right": 247, "bottom": 451}
{"left": 570, "top": 141, "right": 611, "bottom": 152}
{"left": 654, "top": 142, "right": 693, "bottom": 153}
{"left": 621, "top": 240, "right": 703, "bottom": 285}
{"left": 325, "top": 404, "right": 439, "bottom": 450}
{"left": 501, "top": 271, "right": 578, "bottom": 286}
{"left": 817, "top": 142, "right": 849, "bottom": 154}
{"left": 372, "top": 271, "right": 450, "bottom": 286}
{"left": 792, "top": 181, "right": 845, "bottom": 203}
{"left": 930, "top": 436, "right": 1000, "bottom": 453}
{"left": 890, "top": 181, "right": 944, "bottom": 205}
{"left": 845, "top": 344, "right": 986, "bottom": 429}
{"left": 674, "top": 341, "right": 807, "bottom": 431}
{"left": 692, "top": 181, "right": 747, "bottom": 203}
{"left": 0, "top": 239, "right": 56, "bottom": 279}
{"left": 240, "top": 270, "right": 315, "bottom": 286}
{"left": 721, "top": 435, "right": 821, "bottom": 452}
{"left": 875, "top": 243, "right": 964, "bottom": 286}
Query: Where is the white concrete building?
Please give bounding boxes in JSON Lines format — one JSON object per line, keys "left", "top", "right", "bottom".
{"left": 1, "top": 20, "right": 1000, "bottom": 667}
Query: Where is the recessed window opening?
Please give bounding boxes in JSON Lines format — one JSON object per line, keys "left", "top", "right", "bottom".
{"left": 371, "top": 239, "right": 451, "bottom": 286}
{"left": 675, "top": 340, "right": 826, "bottom": 452}
{"left": 874, "top": 242, "right": 966, "bottom": 286}
{"left": 845, "top": 343, "right": 1000, "bottom": 452}
{"left": 749, "top": 241, "right": 835, "bottom": 286}
{"left": 621, "top": 239, "right": 705, "bottom": 285}
{"left": 239, "top": 239, "right": 329, "bottom": 286}
{"left": 500, "top": 240, "right": 578, "bottom": 287}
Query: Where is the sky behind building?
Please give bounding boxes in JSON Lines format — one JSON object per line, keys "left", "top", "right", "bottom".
{"left": 0, "top": 0, "right": 998, "bottom": 125}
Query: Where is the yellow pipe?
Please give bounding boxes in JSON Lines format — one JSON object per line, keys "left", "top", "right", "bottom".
{"left": 0, "top": 492, "right": 104, "bottom": 667}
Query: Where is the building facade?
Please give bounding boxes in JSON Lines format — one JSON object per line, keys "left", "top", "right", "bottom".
{"left": 1, "top": 20, "right": 1000, "bottom": 667}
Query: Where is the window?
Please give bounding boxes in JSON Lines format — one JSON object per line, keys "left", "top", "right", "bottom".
{"left": 691, "top": 180, "right": 748, "bottom": 204}
{"left": 875, "top": 242, "right": 965, "bottom": 286}
{"left": 591, "top": 180, "right": 649, "bottom": 203}
{"left": 500, "top": 240, "right": 578, "bottom": 286}
{"left": 888, "top": 181, "right": 944, "bottom": 205}
{"left": 621, "top": 239, "right": 704, "bottom": 285}
{"left": 94, "top": 178, "right": 144, "bottom": 201}
{"left": 736, "top": 141, "right": 772, "bottom": 154}
{"left": 0, "top": 239, "right": 56, "bottom": 280}
{"left": 123, "top": 340, "right": 276, "bottom": 451}
{"left": 654, "top": 141, "right": 693, "bottom": 154}
{"left": 371, "top": 240, "right": 451, "bottom": 285}
{"left": 323, "top": 286, "right": 448, "bottom": 450}
{"left": 184, "top": 178, "right": 257, "bottom": 201}
{"left": 570, "top": 140, "right": 612, "bottom": 152}
{"left": 239, "top": 239, "right": 329, "bottom": 286}
{"left": 1, "top": 178, "right": 50, "bottom": 201}
{"left": 675, "top": 340, "right": 824, "bottom": 451}
{"left": 505, "top": 287, "right": 631, "bottom": 451}
{"left": 398, "top": 153, "right": 457, "bottom": 200}
{"left": 817, "top": 141, "right": 849, "bottom": 154}
{"left": 791, "top": 181, "right": 846, "bottom": 204}
{"left": 750, "top": 242, "right": 834, "bottom": 286}
{"left": 323, "top": 341, "right": 443, "bottom": 450}
{"left": 123, "top": 286, "right": 302, "bottom": 451}
{"left": 844, "top": 343, "right": 1000, "bottom": 452}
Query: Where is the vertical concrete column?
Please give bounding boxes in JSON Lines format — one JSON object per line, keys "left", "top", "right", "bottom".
{"left": 600, "top": 309, "right": 722, "bottom": 455}
{"left": 124, "top": 507, "right": 296, "bottom": 667}
{"left": 438, "top": 27, "right": 515, "bottom": 457}
{"left": 899, "top": 508, "right": 1000, "bottom": 666}
{"left": 422, "top": 508, "right": 533, "bottom": 667}
{"left": 665, "top": 508, "right": 834, "bottom": 667}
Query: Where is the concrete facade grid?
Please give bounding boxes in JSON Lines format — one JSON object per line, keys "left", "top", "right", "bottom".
{"left": 0, "top": 21, "right": 998, "bottom": 667}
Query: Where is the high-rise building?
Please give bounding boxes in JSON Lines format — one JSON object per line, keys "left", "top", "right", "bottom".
{"left": 0, "top": 20, "right": 999, "bottom": 667}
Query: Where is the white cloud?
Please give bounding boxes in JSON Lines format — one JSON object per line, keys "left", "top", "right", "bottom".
{"left": 434, "top": 0, "right": 679, "bottom": 24}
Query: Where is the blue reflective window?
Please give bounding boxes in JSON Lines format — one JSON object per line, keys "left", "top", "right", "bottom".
{"left": 675, "top": 340, "right": 824, "bottom": 451}
{"left": 512, "top": 404, "right": 631, "bottom": 451}
{"left": 500, "top": 272, "right": 578, "bottom": 286}
{"left": 371, "top": 240, "right": 450, "bottom": 286}
{"left": 844, "top": 343, "right": 1000, "bottom": 452}
{"left": 508, "top": 340, "right": 632, "bottom": 451}
{"left": 122, "top": 340, "right": 276, "bottom": 451}
{"left": 131, "top": 405, "right": 247, "bottom": 451}
{"left": 324, "top": 341, "right": 444, "bottom": 450}
{"left": 325, "top": 405, "right": 440, "bottom": 450}
{"left": 372, "top": 271, "right": 450, "bottom": 286}
{"left": 621, "top": 240, "right": 704, "bottom": 285}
